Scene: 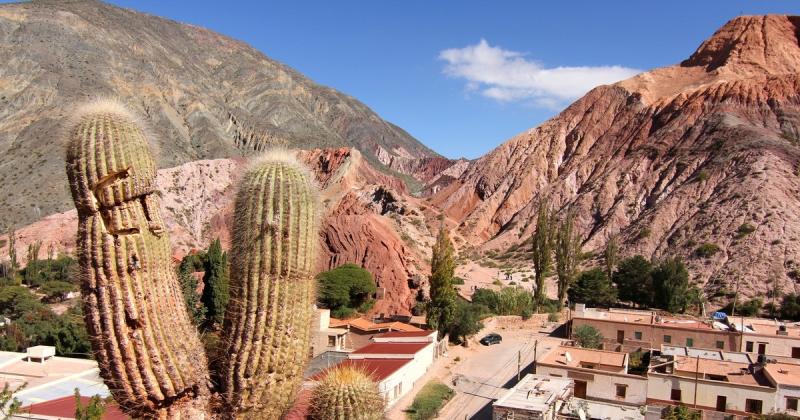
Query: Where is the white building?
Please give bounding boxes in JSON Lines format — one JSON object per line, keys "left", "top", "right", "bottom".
{"left": 493, "top": 374, "right": 572, "bottom": 420}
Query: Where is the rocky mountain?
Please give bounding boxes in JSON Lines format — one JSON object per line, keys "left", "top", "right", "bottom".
{"left": 433, "top": 15, "right": 800, "bottom": 299}
{"left": 0, "top": 0, "right": 440, "bottom": 228}
{"left": 2, "top": 147, "right": 439, "bottom": 315}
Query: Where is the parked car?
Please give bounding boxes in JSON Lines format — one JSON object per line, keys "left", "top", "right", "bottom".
{"left": 480, "top": 333, "right": 502, "bottom": 346}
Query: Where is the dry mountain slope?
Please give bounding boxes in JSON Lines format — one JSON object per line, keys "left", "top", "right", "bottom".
{"left": 1, "top": 148, "right": 435, "bottom": 315}
{"left": 433, "top": 15, "right": 800, "bottom": 299}
{"left": 0, "top": 0, "right": 439, "bottom": 228}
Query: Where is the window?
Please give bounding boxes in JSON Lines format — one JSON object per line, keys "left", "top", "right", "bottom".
{"left": 792, "top": 347, "right": 800, "bottom": 359}
{"left": 670, "top": 388, "right": 681, "bottom": 402}
{"left": 788, "top": 397, "right": 798, "bottom": 411}
{"left": 327, "top": 336, "right": 336, "bottom": 347}
{"left": 686, "top": 338, "right": 694, "bottom": 347}
{"left": 746, "top": 341, "right": 754, "bottom": 352}
{"left": 745, "top": 399, "right": 763, "bottom": 414}
{"left": 663, "top": 335, "right": 672, "bottom": 344}
{"left": 615, "top": 384, "right": 627, "bottom": 398}
{"left": 716, "top": 340, "right": 724, "bottom": 350}
{"left": 634, "top": 331, "right": 642, "bottom": 340}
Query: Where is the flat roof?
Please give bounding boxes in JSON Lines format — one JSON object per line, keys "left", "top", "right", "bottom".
{"left": 351, "top": 342, "right": 428, "bottom": 356}
{"left": 328, "top": 318, "right": 423, "bottom": 333}
{"left": 660, "top": 345, "right": 752, "bottom": 364}
{"left": 562, "top": 398, "right": 644, "bottom": 420}
{"left": 0, "top": 355, "right": 99, "bottom": 392}
{"left": 764, "top": 362, "right": 800, "bottom": 386}
{"left": 314, "top": 358, "right": 410, "bottom": 382}
{"left": 540, "top": 346, "right": 626, "bottom": 369}
{"left": 494, "top": 374, "right": 572, "bottom": 412}
{"left": 672, "top": 356, "right": 763, "bottom": 386}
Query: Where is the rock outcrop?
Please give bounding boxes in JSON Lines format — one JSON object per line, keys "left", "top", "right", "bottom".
{"left": 433, "top": 15, "right": 800, "bottom": 299}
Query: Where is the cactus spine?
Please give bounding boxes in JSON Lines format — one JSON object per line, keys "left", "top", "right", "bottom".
{"left": 221, "top": 153, "right": 319, "bottom": 418}
{"left": 65, "top": 102, "right": 210, "bottom": 418}
{"left": 309, "top": 365, "right": 386, "bottom": 420}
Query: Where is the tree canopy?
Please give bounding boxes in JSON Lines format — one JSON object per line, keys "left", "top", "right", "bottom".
{"left": 652, "top": 257, "right": 690, "bottom": 313}
{"left": 317, "top": 263, "right": 377, "bottom": 318}
{"left": 427, "top": 226, "right": 458, "bottom": 337}
{"left": 568, "top": 268, "right": 617, "bottom": 308}
{"left": 613, "top": 255, "right": 654, "bottom": 307}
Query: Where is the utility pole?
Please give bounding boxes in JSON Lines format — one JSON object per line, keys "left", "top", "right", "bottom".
{"left": 533, "top": 340, "right": 539, "bottom": 374}
{"left": 693, "top": 354, "right": 700, "bottom": 408}
{"left": 517, "top": 350, "right": 521, "bottom": 382}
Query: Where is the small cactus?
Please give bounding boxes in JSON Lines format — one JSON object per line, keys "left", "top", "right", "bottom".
{"left": 65, "top": 101, "right": 210, "bottom": 418}
{"left": 220, "top": 152, "right": 319, "bottom": 418}
{"left": 309, "top": 365, "right": 386, "bottom": 420}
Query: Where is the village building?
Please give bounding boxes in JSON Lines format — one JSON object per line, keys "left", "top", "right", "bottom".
{"left": 536, "top": 346, "right": 648, "bottom": 406}
{"left": 492, "top": 374, "right": 573, "bottom": 420}
{"left": 328, "top": 316, "right": 423, "bottom": 350}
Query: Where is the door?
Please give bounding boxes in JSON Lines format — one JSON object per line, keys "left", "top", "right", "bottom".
{"left": 617, "top": 330, "right": 625, "bottom": 344}
{"left": 574, "top": 380, "right": 587, "bottom": 398}
{"left": 758, "top": 343, "right": 767, "bottom": 355}
{"left": 792, "top": 347, "right": 800, "bottom": 359}
{"left": 716, "top": 395, "right": 727, "bottom": 412}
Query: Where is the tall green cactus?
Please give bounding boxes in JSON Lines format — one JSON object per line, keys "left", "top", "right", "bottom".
{"left": 65, "top": 101, "right": 320, "bottom": 419}
{"left": 65, "top": 101, "right": 211, "bottom": 418}
{"left": 309, "top": 365, "right": 386, "bottom": 420}
{"left": 220, "top": 153, "right": 318, "bottom": 419}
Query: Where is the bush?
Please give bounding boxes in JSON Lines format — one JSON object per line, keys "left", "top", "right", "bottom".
{"left": 720, "top": 298, "right": 762, "bottom": 317}
{"left": 780, "top": 294, "right": 800, "bottom": 321}
{"left": 39, "top": 281, "right": 76, "bottom": 303}
{"left": 573, "top": 325, "right": 603, "bottom": 349}
{"left": 694, "top": 243, "right": 720, "bottom": 258}
{"left": 547, "top": 312, "right": 560, "bottom": 322}
{"left": 406, "top": 380, "right": 454, "bottom": 420}
{"left": 736, "top": 223, "right": 756, "bottom": 238}
{"left": 317, "top": 264, "right": 377, "bottom": 317}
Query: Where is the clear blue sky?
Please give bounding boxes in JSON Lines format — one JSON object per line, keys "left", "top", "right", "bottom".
{"left": 100, "top": 1, "right": 799, "bottom": 158}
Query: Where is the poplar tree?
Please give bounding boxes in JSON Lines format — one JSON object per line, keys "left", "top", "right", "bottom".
{"left": 532, "top": 201, "right": 555, "bottom": 309}
{"left": 604, "top": 234, "right": 619, "bottom": 279}
{"left": 427, "top": 225, "right": 457, "bottom": 337}
{"left": 555, "top": 210, "right": 582, "bottom": 309}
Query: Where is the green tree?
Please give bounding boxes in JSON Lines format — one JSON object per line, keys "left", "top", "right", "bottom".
{"left": 317, "top": 263, "right": 377, "bottom": 318}
{"left": 604, "top": 234, "right": 619, "bottom": 279}
{"left": 568, "top": 268, "right": 617, "bottom": 308}
{"left": 471, "top": 288, "right": 499, "bottom": 311}
{"left": 555, "top": 211, "right": 582, "bottom": 308}
{"left": 780, "top": 294, "right": 800, "bottom": 320}
{"left": 447, "top": 301, "right": 486, "bottom": 344}
{"left": 23, "top": 241, "right": 42, "bottom": 286}
{"left": 201, "top": 239, "right": 229, "bottom": 328}
{"left": 178, "top": 258, "right": 206, "bottom": 325}
{"left": 532, "top": 201, "right": 556, "bottom": 309}
{"left": 39, "top": 281, "right": 76, "bottom": 303}
{"left": 427, "top": 226, "right": 457, "bottom": 337}
{"left": 7, "top": 229, "right": 18, "bottom": 279}
{"left": 573, "top": 325, "right": 603, "bottom": 349}
{"left": 613, "top": 255, "right": 654, "bottom": 307}
{"left": 74, "top": 389, "right": 106, "bottom": 420}
{"left": 652, "top": 257, "right": 690, "bottom": 313}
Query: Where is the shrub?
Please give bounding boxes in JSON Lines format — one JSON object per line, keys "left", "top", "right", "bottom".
{"left": 736, "top": 223, "right": 756, "bottom": 238}
{"left": 696, "top": 170, "right": 710, "bottom": 182}
{"left": 694, "top": 243, "right": 720, "bottom": 258}
{"left": 547, "top": 312, "right": 560, "bottom": 322}
{"left": 406, "top": 380, "right": 454, "bottom": 420}
{"left": 573, "top": 325, "right": 603, "bottom": 349}
{"left": 638, "top": 227, "right": 651, "bottom": 239}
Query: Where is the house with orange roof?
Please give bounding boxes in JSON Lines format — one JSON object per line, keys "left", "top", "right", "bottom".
{"left": 536, "top": 345, "right": 648, "bottom": 406}
{"left": 327, "top": 316, "right": 423, "bottom": 350}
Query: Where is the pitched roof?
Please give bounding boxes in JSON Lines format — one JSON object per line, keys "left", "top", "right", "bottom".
{"left": 313, "top": 358, "right": 410, "bottom": 382}
{"left": 351, "top": 342, "right": 428, "bottom": 355}
{"left": 24, "top": 395, "right": 127, "bottom": 419}
{"left": 376, "top": 330, "right": 434, "bottom": 339}
{"left": 327, "top": 317, "right": 422, "bottom": 332}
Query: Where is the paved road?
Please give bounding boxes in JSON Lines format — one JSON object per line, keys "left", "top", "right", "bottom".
{"left": 436, "top": 326, "right": 562, "bottom": 420}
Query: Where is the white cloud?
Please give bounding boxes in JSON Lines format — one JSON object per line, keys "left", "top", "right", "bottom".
{"left": 439, "top": 39, "right": 640, "bottom": 108}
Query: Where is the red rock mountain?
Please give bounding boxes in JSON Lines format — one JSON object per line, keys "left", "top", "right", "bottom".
{"left": 433, "top": 15, "right": 800, "bottom": 299}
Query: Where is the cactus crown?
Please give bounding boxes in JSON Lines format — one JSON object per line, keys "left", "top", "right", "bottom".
{"left": 309, "top": 365, "right": 386, "bottom": 420}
